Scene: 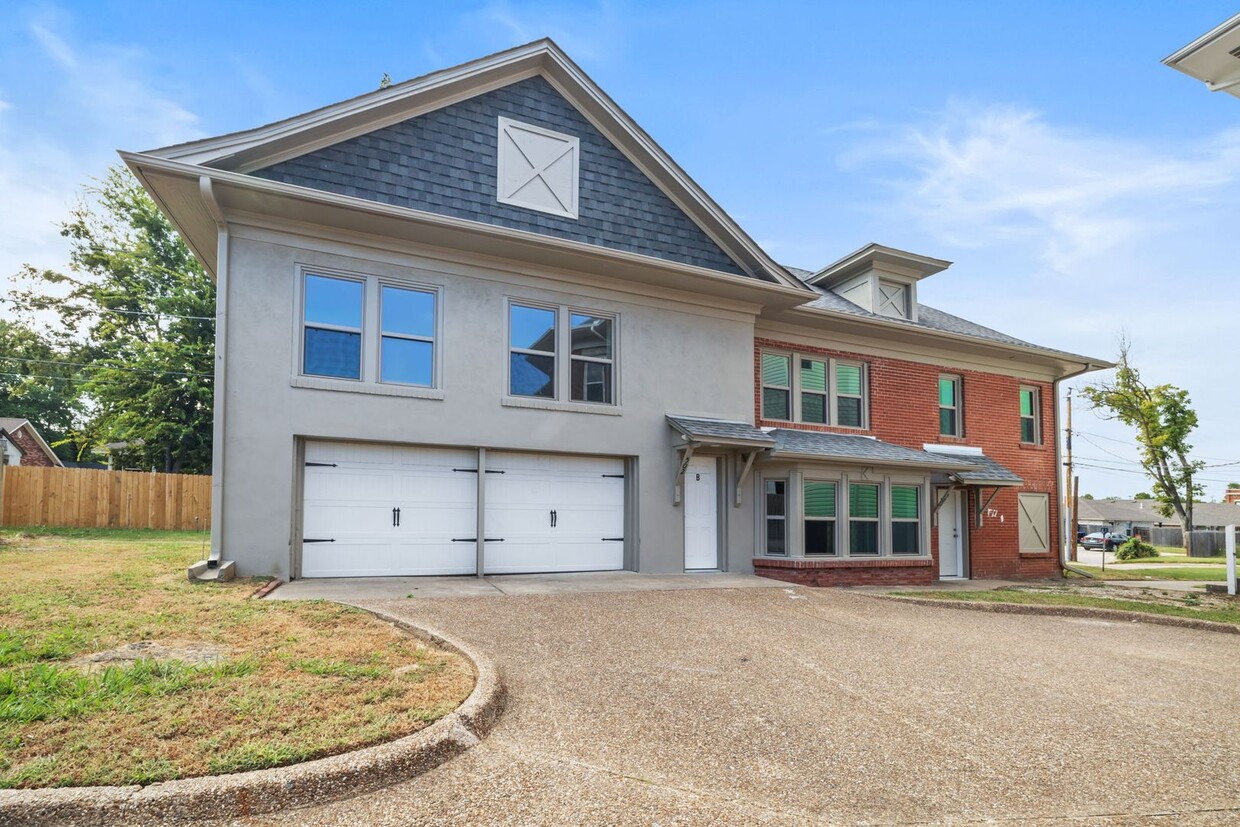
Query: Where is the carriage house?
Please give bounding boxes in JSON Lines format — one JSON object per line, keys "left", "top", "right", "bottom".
{"left": 123, "top": 40, "right": 1109, "bottom": 586}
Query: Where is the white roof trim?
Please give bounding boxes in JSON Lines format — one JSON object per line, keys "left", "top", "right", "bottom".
{"left": 135, "top": 39, "right": 810, "bottom": 292}
{"left": 923, "top": 444, "right": 984, "bottom": 456}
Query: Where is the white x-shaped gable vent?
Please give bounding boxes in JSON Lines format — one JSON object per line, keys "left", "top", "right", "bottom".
{"left": 496, "top": 117, "right": 580, "bottom": 220}
{"left": 877, "top": 281, "right": 909, "bottom": 319}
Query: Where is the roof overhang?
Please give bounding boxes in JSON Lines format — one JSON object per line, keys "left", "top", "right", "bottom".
{"left": 1163, "top": 14, "right": 1240, "bottom": 98}
{"left": 766, "top": 302, "right": 1114, "bottom": 377}
{"left": 121, "top": 152, "right": 816, "bottom": 310}
{"left": 763, "top": 430, "right": 983, "bottom": 472}
{"left": 134, "top": 38, "right": 813, "bottom": 293}
{"left": 666, "top": 415, "right": 776, "bottom": 448}
{"left": 808, "top": 243, "right": 951, "bottom": 290}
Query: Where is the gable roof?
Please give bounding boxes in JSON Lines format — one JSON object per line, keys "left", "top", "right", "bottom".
{"left": 0, "top": 418, "right": 64, "bottom": 467}
{"left": 781, "top": 264, "right": 1111, "bottom": 372}
{"left": 1163, "top": 14, "right": 1240, "bottom": 98}
{"left": 131, "top": 39, "right": 807, "bottom": 292}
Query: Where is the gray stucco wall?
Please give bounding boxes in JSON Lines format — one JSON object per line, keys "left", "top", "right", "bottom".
{"left": 251, "top": 76, "right": 748, "bottom": 277}
{"left": 218, "top": 230, "right": 760, "bottom": 579}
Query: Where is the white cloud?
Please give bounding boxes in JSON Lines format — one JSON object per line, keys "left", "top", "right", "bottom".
{"left": 842, "top": 101, "right": 1240, "bottom": 272}
{"left": 0, "top": 10, "right": 205, "bottom": 311}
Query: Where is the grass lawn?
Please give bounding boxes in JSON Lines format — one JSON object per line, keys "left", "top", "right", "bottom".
{"left": 892, "top": 585, "right": 1240, "bottom": 625}
{"left": 1072, "top": 564, "right": 1225, "bottom": 581}
{"left": 1127, "top": 552, "right": 1226, "bottom": 565}
{"left": 0, "top": 527, "right": 473, "bottom": 789}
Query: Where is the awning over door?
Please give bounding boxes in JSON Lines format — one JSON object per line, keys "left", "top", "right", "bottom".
{"left": 666, "top": 415, "right": 774, "bottom": 506}
{"left": 924, "top": 445, "right": 1024, "bottom": 527}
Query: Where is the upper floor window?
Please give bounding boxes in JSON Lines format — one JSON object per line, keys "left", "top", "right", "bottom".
{"left": 939, "top": 375, "right": 962, "bottom": 437}
{"left": 303, "top": 274, "right": 363, "bottom": 380}
{"left": 509, "top": 301, "right": 617, "bottom": 405}
{"left": 301, "top": 271, "right": 439, "bottom": 388}
{"left": 1019, "top": 386, "right": 1041, "bottom": 444}
{"left": 760, "top": 350, "right": 868, "bottom": 429}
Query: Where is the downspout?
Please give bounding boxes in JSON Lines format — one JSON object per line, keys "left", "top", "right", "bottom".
{"left": 1055, "top": 362, "right": 1103, "bottom": 576}
{"left": 200, "top": 176, "right": 228, "bottom": 567}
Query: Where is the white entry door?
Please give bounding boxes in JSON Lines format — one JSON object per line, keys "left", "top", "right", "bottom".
{"left": 938, "top": 489, "right": 966, "bottom": 578}
{"left": 483, "top": 452, "right": 625, "bottom": 574}
{"left": 684, "top": 455, "right": 719, "bottom": 570}
{"left": 301, "top": 441, "right": 478, "bottom": 577}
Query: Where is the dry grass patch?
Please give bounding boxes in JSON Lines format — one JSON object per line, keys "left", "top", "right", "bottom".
{"left": 0, "top": 527, "right": 473, "bottom": 788}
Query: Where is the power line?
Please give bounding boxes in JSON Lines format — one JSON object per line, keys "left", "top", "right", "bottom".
{"left": 1, "top": 356, "right": 212, "bottom": 378}
{"left": 1074, "top": 429, "right": 1239, "bottom": 465}
{"left": 0, "top": 296, "right": 214, "bottom": 322}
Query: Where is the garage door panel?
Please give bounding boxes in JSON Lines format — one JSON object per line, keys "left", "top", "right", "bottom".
{"left": 301, "top": 440, "right": 477, "bottom": 578}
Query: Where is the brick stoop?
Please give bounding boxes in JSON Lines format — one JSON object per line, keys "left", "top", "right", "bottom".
{"left": 753, "top": 557, "right": 935, "bottom": 587}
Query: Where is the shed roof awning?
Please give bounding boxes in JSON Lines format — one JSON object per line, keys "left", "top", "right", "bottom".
{"left": 666, "top": 415, "right": 775, "bottom": 448}
{"left": 766, "top": 430, "right": 981, "bottom": 471}
{"left": 923, "top": 446, "right": 1023, "bottom": 487}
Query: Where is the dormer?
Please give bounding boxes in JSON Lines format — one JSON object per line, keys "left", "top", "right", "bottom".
{"left": 807, "top": 243, "right": 951, "bottom": 323}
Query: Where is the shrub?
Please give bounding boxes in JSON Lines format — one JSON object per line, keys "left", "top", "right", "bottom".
{"left": 1116, "top": 538, "right": 1160, "bottom": 561}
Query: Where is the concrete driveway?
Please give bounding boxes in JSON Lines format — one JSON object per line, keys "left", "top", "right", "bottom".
{"left": 239, "top": 586, "right": 1240, "bottom": 826}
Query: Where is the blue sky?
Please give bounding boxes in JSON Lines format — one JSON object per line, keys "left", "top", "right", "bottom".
{"left": 2, "top": 1, "right": 1237, "bottom": 500}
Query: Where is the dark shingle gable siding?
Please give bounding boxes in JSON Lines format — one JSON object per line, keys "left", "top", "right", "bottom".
{"left": 253, "top": 76, "right": 749, "bottom": 276}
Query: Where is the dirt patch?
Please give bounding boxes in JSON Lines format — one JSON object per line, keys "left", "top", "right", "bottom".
{"left": 68, "top": 640, "right": 233, "bottom": 674}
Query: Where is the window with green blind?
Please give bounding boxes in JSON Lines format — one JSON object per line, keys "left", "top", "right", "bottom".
{"left": 800, "top": 359, "right": 827, "bottom": 424}
{"left": 835, "top": 362, "right": 864, "bottom": 428}
{"left": 765, "top": 479, "right": 787, "bottom": 555}
{"left": 803, "top": 480, "right": 837, "bottom": 556}
{"left": 762, "top": 353, "right": 791, "bottom": 420}
{"left": 939, "top": 376, "right": 961, "bottom": 437}
{"left": 891, "top": 485, "right": 920, "bottom": 555}
{"left": 1020, "top": 386, "right": 1040, "bottom": 444}
{"left": 848, "top": 482, "right": 880, "bottom": 555}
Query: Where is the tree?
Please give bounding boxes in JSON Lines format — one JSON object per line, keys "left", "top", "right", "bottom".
{"left": 14, "top": 167, "right": 215, "bottom": 473}
{"left": 1134, "top": 491, "right": 1153, "bottom": 500}
{"left": 0, "top": 320, "right": 83, "bottom": 459}
{"left": 1080, "top": 342, "right": 1203, "bottom": 551}
{"left": 1082, "top": 493, "right": 1095, "bottom": 500}
{"left": 1230, "top": 483, "right": 1240, "bottom": 490}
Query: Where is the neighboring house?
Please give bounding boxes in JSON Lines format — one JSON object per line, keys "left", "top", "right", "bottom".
{"left": 0, "top": 418, "right": 63, "bottom": 468}
{"left": 1164, "top": 14, "right": 1240, "bottom": 98}
{"left": 1078, "top": 498, "right": 1240, "bottom": 535}
{"left": 122, "top": 40, "right": 1110, "bottom": 586}
{"left": 1225, "top": 487, "right": 1240, "bottom": 505}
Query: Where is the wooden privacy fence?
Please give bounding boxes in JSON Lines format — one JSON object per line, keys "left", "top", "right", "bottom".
{"left": 0, "top": 466, "right": 211, "bottom": 530}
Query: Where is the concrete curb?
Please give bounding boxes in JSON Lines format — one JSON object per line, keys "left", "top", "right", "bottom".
{"left": 0, "top": 610, "right": 506, "bottom": 827}
{"left": 875, "top": 594, "right": 1240, "bottom": 635}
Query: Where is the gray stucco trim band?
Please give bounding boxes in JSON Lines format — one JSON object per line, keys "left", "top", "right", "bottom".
{"left": 0, "top": 612, "right": 505, "bottom": 827}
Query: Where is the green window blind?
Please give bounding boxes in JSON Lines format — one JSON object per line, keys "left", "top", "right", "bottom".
{"left": 1020, "top": 389, "right": 1035, "bottom": 417}
{"left": 891, "top": 486, "right": 919, "bottom": 519}
{"left": 836, "top": 364, "right": 862, "bottom": 396}
{"left": 800, "top": 359, "right": 826, "bottom": 392}
{"left": 762, "top": 353, "right": 790, "bottom": 387}
{"left": 804, "top": 481, "right": 836, "bottom": 518}
{"left": 939, "top": 377, "right": 956, "bottom": 407}
{"left": 849, "top": 483, "right": 879, "bottom": 518}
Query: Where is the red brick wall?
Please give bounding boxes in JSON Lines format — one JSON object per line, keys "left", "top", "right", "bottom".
{"left": 5, "top": 426, "right": 56, "bottom": 468}
{"left": 754, "top": 557, "right": 935, "bottom": 587}
{"left": 754, "top": 338, "right": 1060, "bottom": 581}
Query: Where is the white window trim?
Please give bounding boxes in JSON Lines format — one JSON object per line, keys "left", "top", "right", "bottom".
{"left": 378, "top": 282, "right": 438, "bottom": 388}
{"left": 760, "top": 349, "right": 869, "bottom": 429}
{"left": 890, "top": 483, "right": 923, "bottom": 556}
{"left": 939, "top": 374, "right": 963, "bottom": 438}
{"left": 802, "top": 477, "right": 840, "bottom": 557}
{"left": 504, "top": 297, "right": 620, "bottom": 409}
{"left": 496, "top": 116, "right": 581, "bottom": 220}
{"left": 760, "top": 352, "right": 792, "bottom": 422}
{"left": 1020, "top": 385, "right": 1041, "bottom": 445}
{"left": 757, "top": 469, "right": 930, "bottom": 561}
{"left": 292, "top": 264, "right": 443, "bottom": 394}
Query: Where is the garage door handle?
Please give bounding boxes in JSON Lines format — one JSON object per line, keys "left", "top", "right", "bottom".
{"left": 602, "top": 537, "right": 624, "bottom": 541}
{"left": 550, "top": 509, "right": 557, "bottom": 527}
{"left": 304, "top": 538, "right": 335, "bottom": 543}
{"left": 305, "top": 462, "right": 337, "bottom": 467}
{"left": 451, "top": 538, "right": 506, "bottom": 542}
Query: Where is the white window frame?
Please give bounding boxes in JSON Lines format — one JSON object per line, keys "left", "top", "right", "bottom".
{"left": 759, "top": 350, "right": 869, "bottom": 429}
{"left": 292, "top": 265, "right": 444, "bottom": 399}
{"left": 504, "top": 297, "right": 619, "bottom": 408}
{"left": 378, "top": 282, "right": 438, "bottom": 388}
{"left": 760, "top": 352, "right": 793, "bottom": 422}
{"left": 939, "top": 374, "right": 963, "bottom": 438}
{"left": 889, "top": 483, "right": 922, "bottom": 556}
{"left": 496, "top": 117, "right": 580, "bottom": 220}
{"left": 802, "top": 477, "right": 839, "bottom": 557}
{"left": 762, "top": 476, "right": 789, "bottom": 556}
{"left": 1019, "top": 386, "right": 1041, "bottom": 445}
{"left": 300, "top": 272, "right": 365, "bottom": 382}
{"left": 846, "top": 480, "right": 882, "bottom": 556}
{"left": 798, "top": 356, "right": 829, "bottom": 425}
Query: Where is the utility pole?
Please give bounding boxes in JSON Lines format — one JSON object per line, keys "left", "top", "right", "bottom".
{"left": 1187, "top": 469, "right": 1195, "bottom": 556}
{"left": 1064, "top": 390, "right": 1074, "bottom": 563}
{"left": 1072, "top": 476, "right": 1080, "bottom": 563}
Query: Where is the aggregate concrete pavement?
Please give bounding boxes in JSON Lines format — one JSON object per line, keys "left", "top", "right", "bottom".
{"left": 236, "top": 586, "right": 1240, "bottom": 826}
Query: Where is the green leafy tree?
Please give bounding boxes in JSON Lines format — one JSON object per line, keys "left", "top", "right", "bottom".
{"left": 0, "top": 320, "right": 83, "bottom": 459}
{"left": 14, "top": 167, "right": 214, "bottom": 473}
{"left": 1080, "top": 342, "right": 1203, "bottom": 551}
{"left": 1081, "top": 493, "right": 1094, "bottom": 500}
{"left": 1133, "top": 491, "right": 1153, "bottom": 500}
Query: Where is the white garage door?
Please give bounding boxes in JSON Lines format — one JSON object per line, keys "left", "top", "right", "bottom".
{"left": 484, "top": 452, "right": 625, "bottom": 574}
{"left": 301, "top": 441, "right": 478, "bottom": 577}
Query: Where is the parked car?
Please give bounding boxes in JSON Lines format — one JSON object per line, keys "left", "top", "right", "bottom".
{"left": 1080, "top": 532, "right": 1130, "bottom": 551}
